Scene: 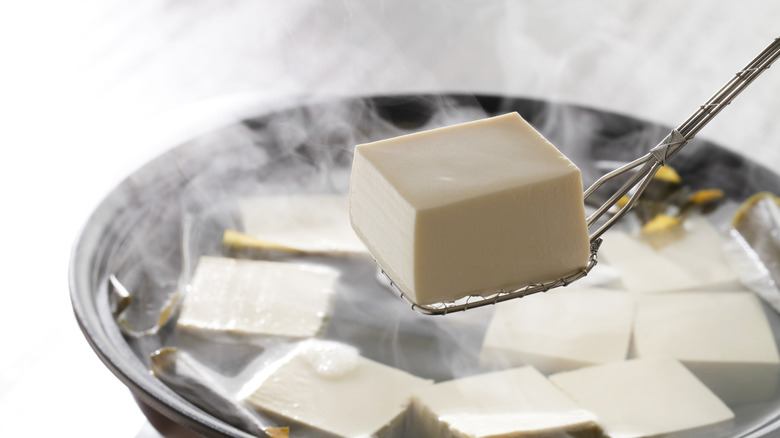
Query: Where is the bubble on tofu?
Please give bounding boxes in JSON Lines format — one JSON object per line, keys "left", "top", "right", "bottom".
{"left": 550, "top": 358, "right": 734, "bottom": 438}
{"left": 633, "top": 291, "right": 780, "bottom": 404}
{"left": 349, "top": 112, "right": 590, "bottom": 306}
{"left": 480, "top": 287, "right": 634, "bottom": 374}
{"left": 177, "top": 257, "right": 338, "bottom": 342}
{"left": 242, "top": 339, "right": 433, "bottom": 438}
{"left": 408, "top": 366, "right": 603, "bottom": 438}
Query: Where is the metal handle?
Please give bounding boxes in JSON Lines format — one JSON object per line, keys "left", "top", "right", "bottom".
{"left": 585, "top": 36, "right": 780, "bottom": 242}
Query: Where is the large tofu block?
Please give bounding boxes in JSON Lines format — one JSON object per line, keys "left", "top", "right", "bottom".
{"left": 409, "top": 366, "right": 602, "bottom": 438}
{"left": 243, "top": 340, "right": 432, "bottom": 437}
{"left": 177, "top": 257, "right": 337, "bottom": 340}
{"left": 600, "top": 216, "right": 739, "bottom": 293}
{"left": 349, "top": 112, "right": 590, "bottom": 305}
{"left": 633, "top": 291, "right": 780, "bottom": 403}
{"left": 239, "top": 195, "right": 367, "bottom": 254}
{"left": 550, "top": 358, "right": 734, "bottom": 438}
{"left": 480, "top": 287, "right": 633, "bottom": 374}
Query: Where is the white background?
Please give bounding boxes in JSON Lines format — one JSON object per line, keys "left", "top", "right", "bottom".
{"left": 0, "top": 1, "right": 778, "bottom": 436}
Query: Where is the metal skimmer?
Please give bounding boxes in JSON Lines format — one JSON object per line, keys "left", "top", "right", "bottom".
{"left": 391, "top": 36, "right": 780, "bottom": 315}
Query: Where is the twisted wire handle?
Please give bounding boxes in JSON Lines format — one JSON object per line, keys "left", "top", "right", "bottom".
{"left": 585, "top": 36, "right": 780, "bottom": 242}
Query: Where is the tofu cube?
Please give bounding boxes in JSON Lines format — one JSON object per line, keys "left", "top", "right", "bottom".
{"left": 243, "top": 340, "right": 432, "bottom": 437}
{"left": 177, "top": 257, "right": 337, "bottom": 340}
{"left": 480, "top": 287, "right": 634, "bottom": 374}
{"left": 633, "top": 291, "right": 780, "bottom": 403}
{"left": 409, "top": 366, "right": 602, "bottom": 438}
{"left": 349, "top": 112, "right": 590, "bottom": 305}
{"left": 550, "top": 358, "right": 734, "bottom": 438}
{"left": 600, "top": 216, "right": 740, "bottom": 293}
{"left": 239, "top": 194, "right": 367, "bottom": 254}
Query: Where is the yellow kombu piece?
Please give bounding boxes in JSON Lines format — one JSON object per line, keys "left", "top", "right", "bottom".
{"left": 688, "top": 189, "right": 724, "bottom": 206}
{"left": 653, "top": 165, "right": 682, "bottom": 184}
{"left": 157, "top": 291, "right": 181, "bottom": 329}
{"left": 117, "top": 290, "right": 181, "bottom": 338}
{"left": 118, "top": 318, "right": 139, "bottom": 334}
{"left": 642, "top": 214, "right": 682, "bottom": 234}
{"left": 265, "top": 427, "right": 290, "bottom": 438}
{"left": 222, "top": 229, "right": 304, "bottom": 254}
{"left": 732, "top": 192, "right": 780, "bottom": 227}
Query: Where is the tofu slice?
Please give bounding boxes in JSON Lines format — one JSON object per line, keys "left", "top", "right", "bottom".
{"left": 349, "top": 112, "right": 590, "bottom": 306}
{"left": 243, "top": 340, "right": 432, "bottom": 437}
{"left": 177, "top": 257, "right": 337, "bottom": 340}
{"left": 480, "top": 287, "right": 633, "bottom": 374}
{"left": 599, "top": 216, "right": 739, "bottom": 293}
{"left": 409, "top": 366, "right": 602, "bottom": 438}
{"left": 550, "top": 358, "right": 734, "bottom": 438}
{"left": 633, "top": 291, "right": 780, "bottom": 403}
{"left": 239, "top": 194, "right": 367, "bottom": 254}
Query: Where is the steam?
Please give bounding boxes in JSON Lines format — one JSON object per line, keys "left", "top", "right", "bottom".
{"left": 160, "top": 94, "right": 629, "bottom": 386}
{"left": 86, "top": 2, "right": 780, "bottom": 436}
{"left": 110, "top": 94, "right": 492, "bottom": 349}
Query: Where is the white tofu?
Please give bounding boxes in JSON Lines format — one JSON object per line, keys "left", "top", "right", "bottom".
{"left": 409, "top": 366, "right": 601, "bottom": 438}
{"left": 550, "top": 358, "right": 734, "bottom": 438}
{"left": 633, "top": 291, "right": 780, "bottom": 403}
{"left": 349, "top": 112, "right": 590, "bottom": 305}
{"left": 480, "top": 287, "right": 633, "bottom": 374}
{"left": 177, "top": 257, "right": 337, "bottom": 340}
{"left": 243, "top": 340, "right": 432, "bottom": 437}
{"left": 239, "top": 194, "right": 367, "bottom": 254}
{"left": 599, "top": 216, "right": 740, "bottom": 293}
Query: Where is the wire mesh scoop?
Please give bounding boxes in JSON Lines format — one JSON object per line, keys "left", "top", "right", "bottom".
{"left": 387, "top": 36, "right": 780, "bottom": 315}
